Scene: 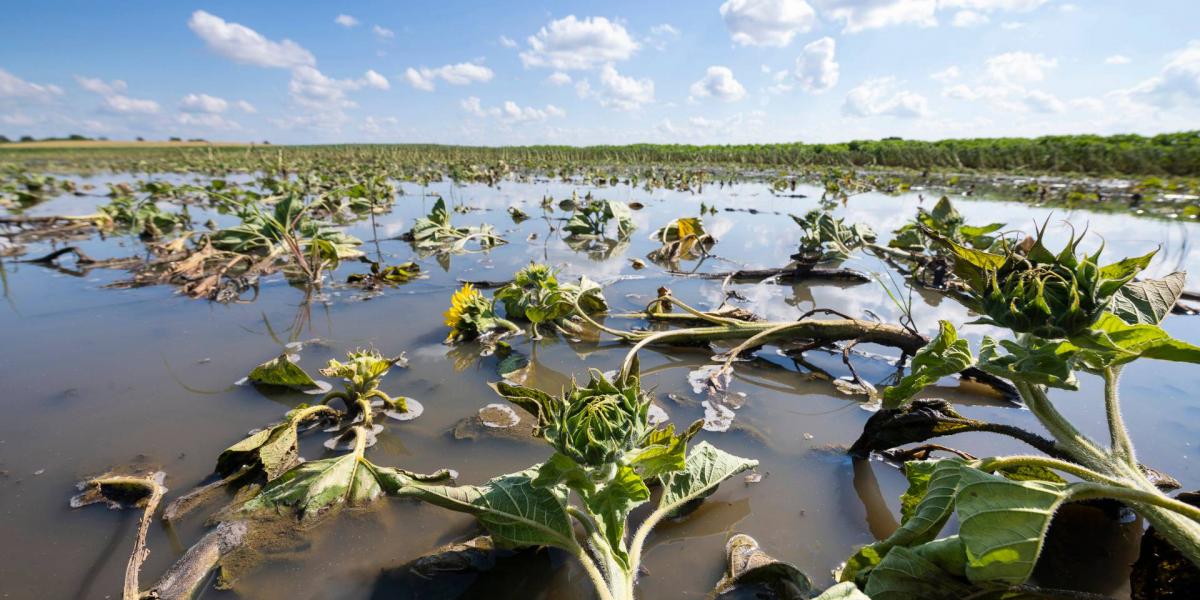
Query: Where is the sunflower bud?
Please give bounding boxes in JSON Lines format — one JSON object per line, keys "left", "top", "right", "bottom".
{"left": 933, "top": 223, "right": 1155, "bottom": 339}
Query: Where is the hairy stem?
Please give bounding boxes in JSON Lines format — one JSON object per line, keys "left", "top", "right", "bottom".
{"left": 1071, "top": 482, "right": 1200, "bottom": 523}
{"left": 1103, "top": 367, "right": 1136, "bottom": 464}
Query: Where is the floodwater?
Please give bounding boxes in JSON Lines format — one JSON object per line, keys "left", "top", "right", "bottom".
{"left": 1, "top": 176, "right": 1198, "bottom": 599}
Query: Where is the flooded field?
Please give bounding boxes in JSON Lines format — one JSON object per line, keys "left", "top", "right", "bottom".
{"left": 2, "top": 172, "right": 1199, "bottom": 599}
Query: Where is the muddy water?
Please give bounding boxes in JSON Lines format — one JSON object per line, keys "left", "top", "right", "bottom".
{"left": 1, "top": 177, "right": 1198, "bottom": 599}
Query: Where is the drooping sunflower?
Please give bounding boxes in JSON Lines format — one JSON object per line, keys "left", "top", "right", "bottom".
{"left": 443, "top": 283, "right": 518, "bottom": 344}
{"left": 444, "top": 283, "right": 483, "bottom": 329}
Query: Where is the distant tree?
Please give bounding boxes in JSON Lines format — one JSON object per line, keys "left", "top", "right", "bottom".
{"left": 19, "top": 135, "right": 34, "bottom": 142}
{"left": 262, "top": 140, "right": 271, "bottom": 145}
{"left": 168, "top": 136, "right": 181, "bottom": 142}
{"left": 67, "top": 133, "right": 87, "bottom": 141}
{"left": 136, "top": 136, "right": 145, "bottom": 142}
{"left": 0, "top": 135, "right": 10, "bottom": 143}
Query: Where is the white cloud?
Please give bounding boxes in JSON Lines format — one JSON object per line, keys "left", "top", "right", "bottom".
{"left": 794, "top": 37, "right": 839, "bottom": 93}
{"left": 288, "top": 66, "right": 388, "bottom": 110}
{"left": 75, "top": 75, "right": 159, "bottom": 114}
{"left": 460, "top": 96, "right": 566, "bottom": 122}
{"left": 102, "top": 95, "right": 160, "bottom": 114}
{"left": 236, "top": 100, "right": 257, "bottom": 113}
{"left": 75, "top": 76, "right": 126, "bottom": 96}
{"left": 655, "top": 111, "right": 767, "bottom": 141}
{"left": 986, "top": 51, "right": 1057, "bottom": 84}
{"left": 0, "top": 69, "right": 63, "bottom": 101}
{"left": 1125, "top": 41, "right": 1200, "bottom": 108}
{"left": 1105, "top": 54, "right": 1132, "bottom": 65}
{"left": 720, "top": 0, "right": 816, "bottom": 47}
{"left": 952, "top": 10, "right": 989, "bottom": 27}
{"left": 817, "top": 0, "right": 938, "bottom": 34}
{"left": 942, "top": 83, "right": 979, "bottom": 100}
{"left": 938, "top": 0, "right": 1047, "bottom": 12}
{"left": 404, "top": 62, "right": 493, "bottom": 91}
{"left": 843, "top": 77, "right": 929, "bottom": 118}
{"left": 581, "top": 64, "right": 654, "bottom": 111}
{"left": 1022, "top": 89, "right": 1065, "bottom": 113}
{"left": 372, "top": 25, "right": 395, "bottom": 39}
{"left": 188, "top": 10, "right": 315, "bottom": 69}
{"left": 520, "top": 16, "right": 639, "bottom": 70}
{"left": 546, "top": 71, "right": 573, "bottom": 86}
{"left": 180, "top": 93, "right": 228, "bottom": 113}
{"left": 646, "top": 23, "right": 681, "bottom": 50}
{"left": 650, "top": 23, "right": 680, "bottom": 37}
{"left": 334, "top": 14, "right": 359, "bottom": 28}
{"left": 930, "top": 66, "right": 961, "bottom": 83}
{"left": 690, "top": 66, "right": 747, "bottom": 102}
{"left": 177, "top": 112, "right": 240, "bottom": 129}
{"left": 499, "top": 35, "right": 517, "bottom": 48}
{"left": 363, "top": 69, "right": 390, "bottom": 90}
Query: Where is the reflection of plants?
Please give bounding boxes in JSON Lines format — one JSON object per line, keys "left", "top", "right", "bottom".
{"left": 837, "top": 237, "right": 1200, "bottom": 596}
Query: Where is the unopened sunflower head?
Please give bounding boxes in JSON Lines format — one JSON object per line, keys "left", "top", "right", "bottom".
{"left": 934, "top": 222, "right": 1155, "bottom": 339}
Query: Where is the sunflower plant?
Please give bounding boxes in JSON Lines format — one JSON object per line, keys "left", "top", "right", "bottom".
{"left": 394, "top": 356, "right": 758, "bottom": 600}
{"left": 493, "top": 263, "right": 609, "bottom": 337}
{"left": 838, "top": 230, "right": 1200, "bottom": 597}
{"left": 443, "top": 283, "right": 520, "bottom": 345}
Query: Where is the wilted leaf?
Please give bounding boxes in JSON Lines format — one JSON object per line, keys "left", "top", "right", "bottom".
{"left": 248, "top": 354, "right": 317, "bottom": 389}
{"left": 883, "top": 321, "right": 975, "bottom": 408}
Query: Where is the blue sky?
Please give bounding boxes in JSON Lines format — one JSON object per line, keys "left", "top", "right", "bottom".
{"left": 2, "top": 1, "right": 1199, "bottom": 145}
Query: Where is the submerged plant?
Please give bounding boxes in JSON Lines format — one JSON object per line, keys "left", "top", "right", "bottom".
{"left": 443, "top": 283, "right": 520, "bottom": 345}
{"left": 792, "top": 209, "right": 876, "bottom": 264}
{"left": 493, "top": 263, "right": 609, "bottom": 337}
{"left": 838, "top": 234, "right": 1200, "bottom": 596}
{"left": 646, "top": 216, "right": 715, "bottom": 264}
{"left": 396, "top": 358, "right": 757, "bottom": 600}
{"left": 320, "top": 349, "right": 410, "bottom": 420}
{"left": 407, "top": 198, "right": 505, "bottom": 252}
{"left": 564, "top": 197, "right": 636, "bottom": 239}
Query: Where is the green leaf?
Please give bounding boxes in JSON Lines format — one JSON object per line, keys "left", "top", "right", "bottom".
{"left": 398, "top": 467, "right": 579, "bottom": 550}
{"left": 628, "top": 420, "right": 702, "bottom": 480}
{"left": 1075, "top": 312, "right": 1200, "bottom": 367}
{"left": 955, "top": 467, "right": 1074, "bottom": 584}
{"left": 1110, "top": 272, "right": 1185, "bottom": 325}
{"left": 813, "top": 582, "right": 872, "bottom": 600}
{"left": 657, "top": 442, "right": 757, "bottom": 518}
{"left": 977, "top": 337, "right": 1079, "bottom": 390}
{"left": 582, "top": 464, "right": 650, "bottom": 560}
{"left": 242, "top": 430, "right": 450, "bottom": 521}
{"left": 865, "top": 543, "right": 974, "bottom": 600}
{"left": 248, "top": 354, "right": 317, "bottom": 389}
{"left": 883, "top": 321, "right": 975, "bottom": 408}
{"left": 1097, "top": 250, "right": 1157, "bottom": 296}
{"left": 841, "top": 459, "right": 964, "bottom": 584}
